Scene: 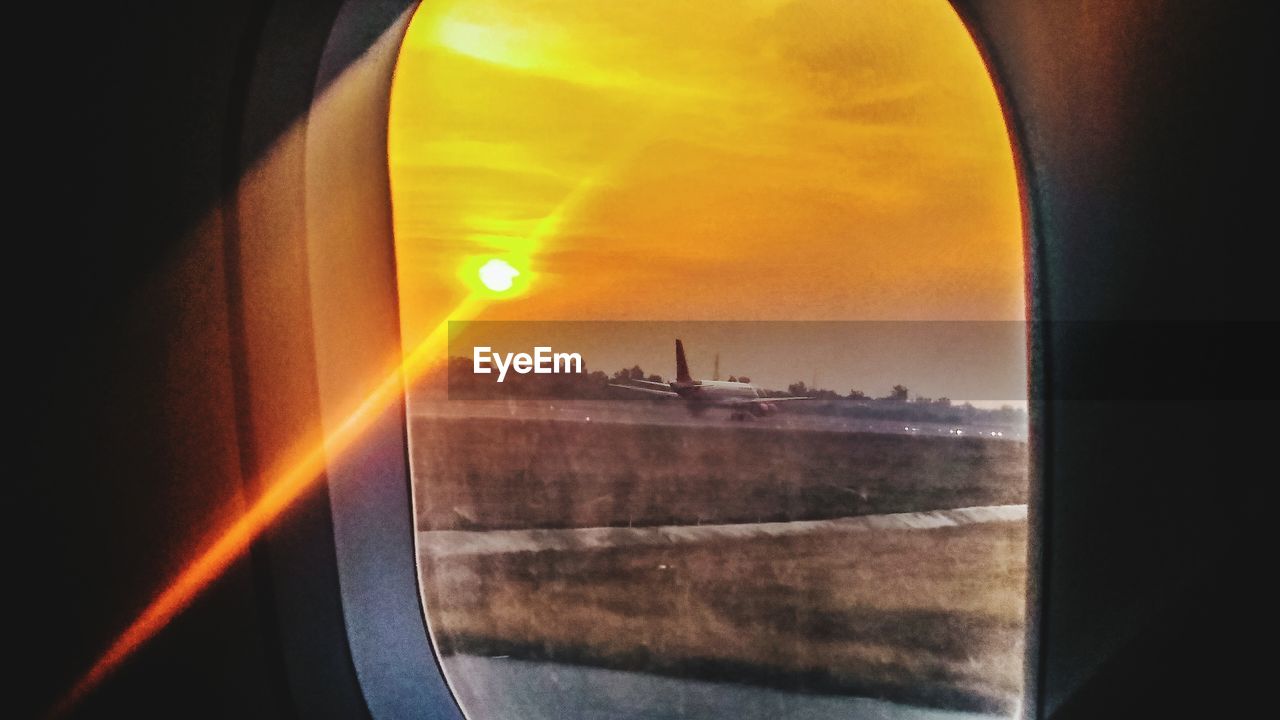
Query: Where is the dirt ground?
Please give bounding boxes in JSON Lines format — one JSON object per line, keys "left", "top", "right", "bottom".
{"left": 424, "top": 521, "right": 1027, "bottom": 714}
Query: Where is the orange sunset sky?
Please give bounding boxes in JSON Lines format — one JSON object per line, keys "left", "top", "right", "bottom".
{"left": 388, "top": 0, "right": 1024, "bottom": 353}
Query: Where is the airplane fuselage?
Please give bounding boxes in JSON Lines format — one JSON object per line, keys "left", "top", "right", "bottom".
{"left": 670, "top": 379, "right": 784, "bottom": 418}
{"left": 671, "top": 379, "right": 769, "bottom": 402}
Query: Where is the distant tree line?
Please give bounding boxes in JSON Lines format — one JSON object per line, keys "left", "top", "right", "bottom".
{"left": 773, "top": 381, "right": 1020, "bottom": 424}
{"left": 424, "top": 356, "right": 1025, "bottom": 425}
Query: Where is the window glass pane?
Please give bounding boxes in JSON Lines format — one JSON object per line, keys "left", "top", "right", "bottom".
{"left": 389, "top": 1, "right": 1028, "bottom": 718}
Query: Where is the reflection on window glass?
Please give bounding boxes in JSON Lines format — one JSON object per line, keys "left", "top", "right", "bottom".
{"left": 389, "top": 1, "right": 1028, "bottom": 718}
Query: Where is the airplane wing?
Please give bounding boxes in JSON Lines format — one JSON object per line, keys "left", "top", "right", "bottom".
{"left": 628, "top": 379, "right": 674, "bottom": 389}
{"left": 729, "top": 396, "right": 813, "bottom": 405}
{"left": 609, "top": 383, "right": 680, "bottom": 398}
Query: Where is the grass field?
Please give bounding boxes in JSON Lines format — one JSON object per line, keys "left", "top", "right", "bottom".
{"left": 412, "top": 414, "right": 1029, "bottom": 715}
{"left": 412, "top": 416, "right": 1027, "bottom": 531}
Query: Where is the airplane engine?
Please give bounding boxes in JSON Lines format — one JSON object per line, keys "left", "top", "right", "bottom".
{"left": 751, "top": 403, "right": 777, "bottom": 417}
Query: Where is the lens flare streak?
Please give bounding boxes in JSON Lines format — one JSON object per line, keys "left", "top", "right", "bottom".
{"left": 51, "top": 295, "right": 486, "bottom": 718}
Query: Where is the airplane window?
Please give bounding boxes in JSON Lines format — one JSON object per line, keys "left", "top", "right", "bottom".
{"left": 389, "top": 1, "right": 1028, "bottom": 718}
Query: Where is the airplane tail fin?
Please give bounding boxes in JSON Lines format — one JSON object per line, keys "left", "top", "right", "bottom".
{"left": 675, "top": 339, "right": 693, "bottom": 383}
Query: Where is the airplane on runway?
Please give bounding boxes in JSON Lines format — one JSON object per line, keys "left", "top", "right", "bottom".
{"left": 610, "top": 339, "right": 812, "bottom": 420}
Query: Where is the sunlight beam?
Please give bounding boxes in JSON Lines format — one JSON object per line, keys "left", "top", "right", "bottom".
{"left": 51, "top": 294, "right": 485, "bottom": 718}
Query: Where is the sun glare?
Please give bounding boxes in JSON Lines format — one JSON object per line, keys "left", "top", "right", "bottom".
{"left": 478, "top": 258, "right": 520, "bottom": 292}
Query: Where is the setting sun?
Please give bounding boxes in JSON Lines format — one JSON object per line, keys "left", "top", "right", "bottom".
{"left": 477, "top": 258, "right": 520, "bottom": 293}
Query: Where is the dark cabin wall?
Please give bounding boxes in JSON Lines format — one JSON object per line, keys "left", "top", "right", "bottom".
{"left": 20, "top": 2, "right": 372, "bottom": 717}
{"left": 955, "top": 1, "right": 1274, "bottom": 717}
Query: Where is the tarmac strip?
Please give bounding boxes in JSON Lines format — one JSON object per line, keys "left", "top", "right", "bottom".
{"left": 419, "top": 504, "right": 1028, "bottom": 558}
{"left": 443, "top": 654, "right": 1006, "bottom": 720}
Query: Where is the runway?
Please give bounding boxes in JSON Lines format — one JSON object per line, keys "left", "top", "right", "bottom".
{"left": 419, "top": 504, "right": 1028, "bottom": 558}
{"left": 442, "top": 654, "right": 1009, "bottom": 720}
{"left": 412, "top": 398, "right": 1027, "bottom": 441}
